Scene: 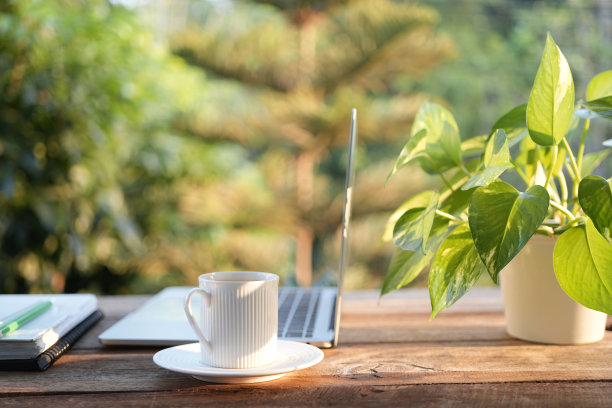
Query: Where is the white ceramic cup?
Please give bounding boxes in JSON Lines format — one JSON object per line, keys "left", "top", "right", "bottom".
{"left": 184, "top": 271, "right": 278, "bottom": 369}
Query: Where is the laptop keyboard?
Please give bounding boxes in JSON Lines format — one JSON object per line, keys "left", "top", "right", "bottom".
{"left": 278, "top": 289, "right": 321, "bottom": 338}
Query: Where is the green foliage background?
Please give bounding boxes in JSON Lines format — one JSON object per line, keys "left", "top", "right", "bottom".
{"left": 0, "top": 0, "right": 214, "bottom": 293}
{"left": 1, "top": 0, "right": 610, "bottom": 294}
{"left": 167, "top": 0, "right": 453, "bottom": 289}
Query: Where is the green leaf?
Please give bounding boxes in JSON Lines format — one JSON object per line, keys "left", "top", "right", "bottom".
{"left": 554, "top": 220, "right": 612, "bottom": 315}
{"left": 428, "top": 224, "right": 488, "bottom": 319}
{"left": 484, "top": 129, "right": 511, "bottom": 167}
{"left": 579, "top": 176, "right": 612, "bottom": 243}
{"left": 393, "top": 191, "right": 439, "bottom": 253}
{"left": 438, "top": 121, "right": 463, "bottom": 166}
{"left": 468, "top": 181, "right": 550, "bottom": 282}
{"left": 386, "top": 129, "right": 428, "bottom": 184}
{"left": 439, "top": 187, "right": 474, "bottom": 216}
{"left": 382, "top": 249, "right": 429, "bottom": 295}
{"left": 461, "top": 129, "right": 512, "bottom": 190}
{"left": 490, "top": 104, "right": 528, "bottom": 148}
{"left": 581, "top": 96, "right": 612, "bottom": 120}
{"left": 381, "top": 222, "right": 450, "bottom": 296}
{"left": 526, "top": 33, "right": 575, "bottom": 146}
{"left": 586, "top": 70, "right": 612, "bottom": 100}
{"left": 462, "top": 165, "right": 513, "bottom": 191}
{"left": 461, "top": 135, "right": 487, "bottom": 157}
{"left": 513, "top": 135, "right": 538, "bottom": 181}
{"left": 441, "top": 157, "right": 481, "bottom": 189}
{"left": 412, "top": 102, "right": 462, "bottom": 170}
{"left": 382, "top": 190, "right": 437, "bottom": 242}
{"left": 581, "top": 150, "right": 610, "bottom": 176}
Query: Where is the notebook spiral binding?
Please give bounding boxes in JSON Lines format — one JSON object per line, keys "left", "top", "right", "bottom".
{"left": 0, "top": 310, "right": 104, "bottom": 371}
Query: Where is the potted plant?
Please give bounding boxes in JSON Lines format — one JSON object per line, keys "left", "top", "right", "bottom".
{"left": 382, "top": 33, "right": 611, "bottom": 344}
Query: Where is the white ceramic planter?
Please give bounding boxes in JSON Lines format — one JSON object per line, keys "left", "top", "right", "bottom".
{"left": 499, "top": 234, "right": 607, "bottom": 344}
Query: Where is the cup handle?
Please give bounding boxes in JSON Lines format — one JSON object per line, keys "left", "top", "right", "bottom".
{"left": 184, "top": 287, "right": 212, "bottom": 354}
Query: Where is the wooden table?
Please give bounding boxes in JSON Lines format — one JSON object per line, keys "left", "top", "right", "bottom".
{"left": 1, "top": 289, "right": 610, "bottom": 407}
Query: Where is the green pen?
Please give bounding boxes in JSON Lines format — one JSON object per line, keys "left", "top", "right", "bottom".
{"left": 0, "top": 300, "right": 53, "bottom": 338}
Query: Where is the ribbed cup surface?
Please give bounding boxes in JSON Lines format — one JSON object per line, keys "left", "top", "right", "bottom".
{"left": 200, "top": 277, "right": 277, "bottom": 368}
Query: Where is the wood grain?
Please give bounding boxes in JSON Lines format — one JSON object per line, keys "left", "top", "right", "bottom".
{"left": 0, "top": 289, "right": 610, "bottom": 408}
{"left": 2, "top": 335, "right": 610, "bottom": 394}
{"left": 0, "top": 383, "right": 609, "bottom": 408}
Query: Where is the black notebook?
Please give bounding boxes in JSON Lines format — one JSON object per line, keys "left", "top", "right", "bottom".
{"left": 0, "top": 310, "right": 103, "bottom": 371}
{"left": 0, "top": 294, "right": 98, "bottom": 359}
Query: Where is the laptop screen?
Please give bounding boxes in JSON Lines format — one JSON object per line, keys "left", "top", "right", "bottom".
{"left": 332, "top": 108, "right": 357, "bottom": 346}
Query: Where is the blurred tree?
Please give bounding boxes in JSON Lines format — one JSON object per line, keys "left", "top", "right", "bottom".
{"left": 0, "top": 0, "right": 216, "bottom": 293}
{"left": 170, "top": 0, "right": 453, "bottom": 287}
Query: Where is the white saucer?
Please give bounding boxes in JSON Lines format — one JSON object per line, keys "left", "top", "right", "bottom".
{"left": 153, "top": 340, "right": 324, "bottom": 384}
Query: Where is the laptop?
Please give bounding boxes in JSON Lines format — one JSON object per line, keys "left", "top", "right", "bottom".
{"left": 99, "top": 109, "right": 357, "bottom": 348}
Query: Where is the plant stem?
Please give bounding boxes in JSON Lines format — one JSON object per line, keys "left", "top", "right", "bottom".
{"left": 554, "top": 216, "right": 587, "bottom": 235}
{"left": 425, "top": 154, "right": 456, "bottom": 192}
{"left": 536, "top": 226, "right": 555, "bottom": 236}
{"left": 546, "top": 185, "right": 562, "bottom": 204}
{"left": 439, "top": 175, "right": 470, "bottom": 202}
{"left": 562, "top": 137, "right": 581, "bottom": 182}
{"left": 564, "top": 216, "right": 586, "bottom": 228}
{"left": 550, "top": 200, "right": 575, "bottom": 220}
{"left": 558, "top": 174, "right": 568, "bottom": 208}
{"left": 532, "top": 145, "right": 540, "bottom": 180}
{"left": 459, "top": 163, "right": 472, "bottom": 177}
{"left": 542, "top": 219, "right": 561, "bottom": 227}
{"left": 562, "top": 161, "right": 579, "bottom": 213}
{"left": 436, "top": 169, "right": 454, "bottom": 191}
{"left": 512, "top": 163, "right": 530, "bottom": 185}
{"left": 435, "top": 209, "right": 464, "bottom": 223}
{"left": 576, "top": 118, "right": 590, "bottom": 174}
{"left": 544, "top": 145, "right": 557, "bottom": 189}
